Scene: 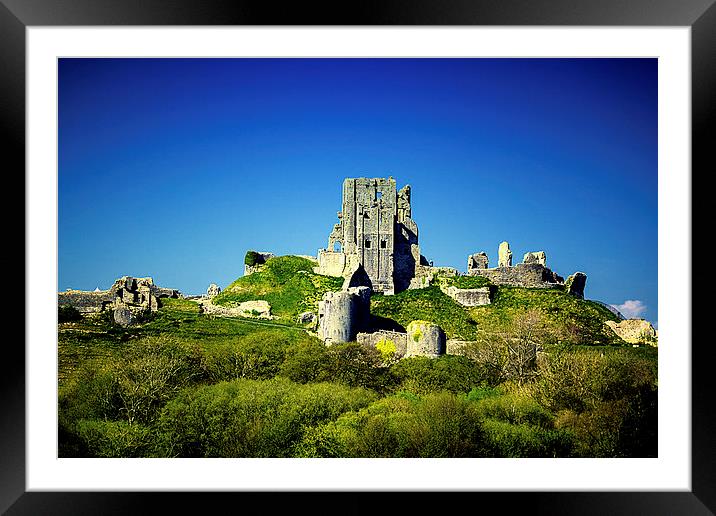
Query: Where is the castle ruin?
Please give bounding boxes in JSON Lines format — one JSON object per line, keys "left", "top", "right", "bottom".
{"left": 315, "top": 177, "right": 422, "bottom": 294}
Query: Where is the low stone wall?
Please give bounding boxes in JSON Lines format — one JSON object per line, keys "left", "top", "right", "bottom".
{"left": 314, "top": 250, "right": 347, "bottom": 277}
{"left": 58, "top": 290, "right": 114, "bottom": 313}
{"left": 469, "top": 263, "right": 564, "bottom": 288}
{"left": 357, "top": 330, "right": 408, "bottom": 358}
{"left": 445, "top": 339, "right": 473, "bottom": 356}
{"left": 58, "top": 276, "right": 180, "bottom": 315}
{"left": 198, "top": 298, "right": 275, "bottom": 319}
{"left": 444, "top": 286, "right": 491, "bottom": 306}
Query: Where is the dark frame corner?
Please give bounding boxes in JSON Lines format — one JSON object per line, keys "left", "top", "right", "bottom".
{"left": 4, "top": 0, "right": 713, "bottom": 514}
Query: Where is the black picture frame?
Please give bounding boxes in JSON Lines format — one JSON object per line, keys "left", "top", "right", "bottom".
{"left": 4, "top": 0, "right": 712, "bottom": 514}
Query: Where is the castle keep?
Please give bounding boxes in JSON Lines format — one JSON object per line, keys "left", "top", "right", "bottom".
{"left": 315, "top": 177, "right": 421, "bottom": 294}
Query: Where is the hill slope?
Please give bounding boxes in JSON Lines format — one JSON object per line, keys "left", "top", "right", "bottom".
{"left": 213, "top": 255, "right": 624, "bottom": 346}
{"left": 212, "top": 256, "right": 343, "bottom": 324}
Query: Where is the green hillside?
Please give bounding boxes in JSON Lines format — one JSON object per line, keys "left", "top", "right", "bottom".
{"left": 211, "top": 256, "right": 624, "bottom": 346}
{"left": 370, "top": 283, "right": 622, "bottom": 345}
{"left": 212, "top": 256, "right": 343, "bottom": 323}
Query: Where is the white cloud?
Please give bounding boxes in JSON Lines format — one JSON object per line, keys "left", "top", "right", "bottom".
{"left": 611, "top": 300, "right": 647, "bottom": 319}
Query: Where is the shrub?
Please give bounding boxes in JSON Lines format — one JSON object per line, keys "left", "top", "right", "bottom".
{"left": 155, "top": 378, "right": 377, "bottom": 457}
{"left": 390, "top": 355, "right": 486, "bottom": 395}
{"left": 59, "top": 359, "right": 122, "bottom": 428}
{"left": 244, "top": 250, "right": 265, "bottom": 267}
{"left": 58, "top": 305, "right": 83, "bottom": 323}
{"left": 300, "top": 392, "right": 485, "bottom": 458}
{"left": 323, "top": 342, "right": 392, "bottom": 392}
{"left": 202, "top": 331, "right": 288, "bottom": 382}
{"left": 115, "top": 336, "right": 204, "bottom": 424}
{"left": 279, "top": 341, "right": 329, "bottom": 383}
{"left": 75, "top": 419, "right": 152, "bottom": 458}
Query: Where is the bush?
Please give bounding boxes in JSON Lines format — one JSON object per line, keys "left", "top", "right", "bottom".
{"left": 58, "top": 305, "right": 82, "bottom": 323}
{"left": 202, "top": 331, "right": 288, "bottom": 382}
{"left": 154, "top": 378, "right": 377, "bottom": 457}
{"left": 75, "top": 419, "right": 152, "bottom": 458}
{"left": 244, "top": 250, "right": 265, "bottom": 267}
{"left": 299, "top": 392, "right": 485, "bottom": 458}
{"left": 390, "top": 355, "right": 486, "bottom": 395}
{"left": 59, "top": 359, "right": 122, "bottom": 429}
{"left": 114, "top": 336, "right": 205, "bottom": 424}
{"left": 279, "top": 341, "right": 329, "bottom": 383}
{"left": 323, "top": 342, "right": 392, "bottom": 393}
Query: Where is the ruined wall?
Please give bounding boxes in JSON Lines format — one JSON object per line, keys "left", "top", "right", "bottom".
{"left": 58, "top": 276, "right": 180, "bottom": 320}
{"left": 565, "top": 272, "right": 587, "bottom": 298}
{"left": 357, "top": 330, "right": 408, "bottom": 358}
{"left": 470, "top": 263, "right": 564, "bottom": 289}
{"left": 315, "top": 250, "right": 347, "bottom": 277}
{"left": 444, "top": 286, "right": 491, "bottom": 306}
{"left": 58, "top": 290, "right": 115, "bottom": 313}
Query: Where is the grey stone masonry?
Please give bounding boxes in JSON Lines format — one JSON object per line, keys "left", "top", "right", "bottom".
{"left": 357, "top": 330, "right": 409, "bottom": 358}
{"left": 58, "top": 276, "right": 180, "bottom": 316}
{"left": 523, "top": 251, "right": 546, "bottom": 266}
{"left": 406, "top": 321, "right": 446, "bottom": 358}
{"left": 565, "top": 272, "right": 587, "bottom": 298}
{"left": 498, "top": 241, "right": 512, "bottom": 267}
{"left": 444, "top": 286, "right": 491, "bottom": 306}
{"left": 317, "top": 286, "right": 371, "bottom": 344}
{"left": 469, "top": 263, "right": 564, "bottom": 289}
{"left": 317, "top": 178, "right": 422, "bottom": 294}
{"left": 467, "top": 252, "right": 489, "bottom": 273}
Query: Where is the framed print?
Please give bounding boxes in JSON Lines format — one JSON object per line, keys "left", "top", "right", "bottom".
{"left": 4, "top": 0, "right": 713, "bottom": 513}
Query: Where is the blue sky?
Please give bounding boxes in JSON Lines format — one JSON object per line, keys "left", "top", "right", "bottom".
{"left": 58, "top": 58, "right": 657, "bottom": 322}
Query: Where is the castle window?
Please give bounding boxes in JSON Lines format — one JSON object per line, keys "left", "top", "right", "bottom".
{"left": 376, "top": 192, "right": 383, "bottom": 200}
{"left": 365, "top": 239, "right": 371, "bottom": 248}
{"left": 364, "top": 213, "right": 370, "bottom": 219}
{"left": 380, "top": 240, "right": 387, "bottom": 249}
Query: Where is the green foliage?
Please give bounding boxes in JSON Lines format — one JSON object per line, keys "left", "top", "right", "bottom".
{"left": 390, "top": 355, "right": 487, "bottom": 395}
{"left": 279, "top": 341, "right": 330, "bottom": 383}
{"left": 155, "top": 378, "right": 377, "bottom": 457}
{"left": 213, "top": 256, "right": 343, "bottom": 323}
{"left": 478, "top": 419, "right": 574, "bottom": 458}
{"left": 201, "top": 331, "right": 288, "bottom": 382}
{"left": 446, "top": 275, "right": 493, "bottom": 289}
{"left": 298, "top": 392, "right": 486, "bottom": 458}
{"left": 534, "top": 346, "right": 657, "bottom": 457}
{"left": 57, "top": 262, "right": 657, "bottom": 458}
{"left": 473, "top": 287, "right": 623, "bottom": 345}
{"left": 75, "top": 419, "right": 152, "bottom": 458}
{"left": 323, "top": 342, "right": 392, "bottom": 393}
{"left": 372, "top": 283, "right": 623, "bottom": 346}
{"left": 244, "top": 250, "right": 265, "bottom": 267}
{"left": 114, "top": 336, "right": 205, "bottom": 425}
{"left": 58, "top": 305, "right": 83, "bottom": 323}
{"left": 375, "top": 337, "right": 397, "bottom": 363}
{"left": 59, "top": 359, "right": 122, "bottom": 427}
{"left": 371, "top": 286, "right": 479, "bottom": 340}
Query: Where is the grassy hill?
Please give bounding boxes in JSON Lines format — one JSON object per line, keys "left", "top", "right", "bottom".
{"left": 212, "top": 256, "right": 343, "bottom": 324}
{"left": 210, "top": 256, "right": 625, "bottom": 346}
{"left": 370, "top": 283, "right": 623, "bottom": 345}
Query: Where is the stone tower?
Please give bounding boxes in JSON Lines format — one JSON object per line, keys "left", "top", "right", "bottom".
{"left": 317, "top": 177, "right": 421, "bottom": 294}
